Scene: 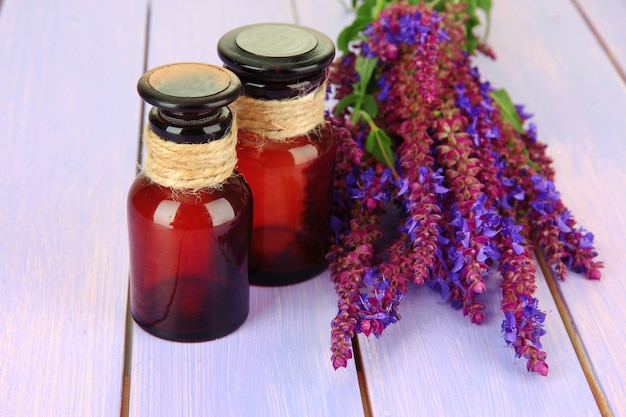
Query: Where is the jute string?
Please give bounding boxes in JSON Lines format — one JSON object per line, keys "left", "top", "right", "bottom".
{"left": 142, "top": 119, "right": 238, "bottom": 191}
{"left": 231, "top": 83, "right": 326, "bottom": 141}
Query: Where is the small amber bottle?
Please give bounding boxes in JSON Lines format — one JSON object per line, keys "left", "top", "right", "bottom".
{"left": 218, "top": 23, "right": 337, "bottom": 286}
{"left": 128, "top": 63, "right": 252, "bottom": 342}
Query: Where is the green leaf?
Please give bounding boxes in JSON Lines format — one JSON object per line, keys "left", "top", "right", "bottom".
{"left": 350, "top": 57, "right": 379, "bottom": 123}
{"left": 465, "top": 0, "right": 477, "bottom": 15}
{"left": 334, "top": 93, "right": 358, "bottom": 116}
{"left": 476, "top": 0, "right": 493, "bottom": 39}
{"left": 361, "top": 94, "right": 378, "bottom": 117}
{"left": 488, "top": 89, "right": 525, "bottom": 134}
{"left": 440, "top": 0, "right": 492, "bottom": 52}
{"left": 366, "top": 128, "right": 395, "bottom": 168}
{"left": 462, "top": 13, "right": 481, "bottom": 53}
{"left": 337, "top": 16, "right": 372, "bottom": 55}
{"left": 356, "top": 0, "right": 377, "bottom": 17}
{"left": 431, "top": 0, "right": 446, "bottom": 12}
{"left": 372, "top": 0, "right": 391, "bottom": 17}
{"left": 355, "top": 56, "right": 378, "bottom": 94}
{"left": 465, "top": 30, "right": 479, "bottom": 55}
{"left": 476, "top": 0, "right": 492, "bottom": 13}
{"left": 336, "top": 0, "right": 382, "bottom": 54}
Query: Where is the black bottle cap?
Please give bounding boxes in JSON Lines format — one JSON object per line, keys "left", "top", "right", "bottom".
{"left": 137, "top": 62, "right": 241, "bottom": 113}
{"left": 217, "top": 23, "right": 335, "bottom": 81}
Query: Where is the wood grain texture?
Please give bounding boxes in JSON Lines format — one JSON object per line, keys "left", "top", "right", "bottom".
{"left": 142, "top": 0, "right": 299, "bottom": 70}
{"left": 297, "top": 0, "right": 613, "bottom": 416}
{"left": 475, "top": 1, "right": 626, "bottom": 415}
{"left": 128, "top": 2, "right": 364, "bottom": 416}
{"left": 0, "top": 0, "right": 146, "bottom": 415}
{"left": 293, "top": 0, "right": 354, "bottom": 47}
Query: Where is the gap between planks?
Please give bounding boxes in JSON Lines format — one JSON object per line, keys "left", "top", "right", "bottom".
{"left": 120, "top": 288, "right": 133, "bottom": 417}
{"left": 121, "top": 3, "right": 152, "bottom": 416}
{"left": 570, "top": 0, "right": 626, "bottom": 86}
{"left": 352, "top": 336, "right": 373, "bottom": 417}
{"left": 534, "top": 248, "right": 614, "bottom": 417}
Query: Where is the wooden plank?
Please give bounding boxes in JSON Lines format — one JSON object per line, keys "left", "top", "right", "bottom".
{"left": 142, "top": 0, "right": 299, "bottom": 68}
{"left": 128, "top": 2, "right": 364, "bottom": 416}
{"left": 130, "top": 274, "right": 363, "bottom": 417}
{"left": 294, "top": 0, "right": 354, "bottom": 46}
{"left": 357, "top": 266, "right": 601, "bottom": 417}
{"left": 475, "top": 1, "right": 626, "bottom": 416}
{"left": 0, "top": 0, "right": 147, "bottom": 415}
{"left": 297, "top": 0, "right": 606, "bottom": 416}
{"left": 574, "top": 0, "right": 626, "bottom": 81}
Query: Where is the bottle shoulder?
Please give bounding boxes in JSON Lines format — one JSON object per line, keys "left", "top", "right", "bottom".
{"left": 237, "top": 124, "right": 336, "bottom": 166}
{"left": 128, "top": 175, "right": 252, "bottom": 229}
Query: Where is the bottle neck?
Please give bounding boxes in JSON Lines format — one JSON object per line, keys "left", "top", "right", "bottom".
{"left": 148, "top": 107, "right": 233, "bottom": 144}
{"left": 142, "top": 121, "right": 238, "bottom": 191}
{"left": 230, "top": 82, "right": 327, "bottom": 142}
{"left": 227, "top": 69, "right": 327, "bottom": 100}
{"left": 142, "top": 106, "right": 238, "bottom": 190}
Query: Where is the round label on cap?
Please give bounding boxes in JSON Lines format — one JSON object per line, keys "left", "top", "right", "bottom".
{"left": 148, "top": 63, "right": 230, "bottom": 98}
{"left": 235, "top": 24, "right": 318, "bottom": 58}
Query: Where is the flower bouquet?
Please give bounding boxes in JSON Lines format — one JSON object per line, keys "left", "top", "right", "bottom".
{"left": 326, "top": 0, "right": 603, "bottom": 375}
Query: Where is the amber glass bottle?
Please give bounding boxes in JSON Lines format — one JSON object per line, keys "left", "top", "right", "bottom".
{"left": 218, "top": 23, "right": 337, "bottom": 286}
{"left": 128, "top": 63, "right": 252, "bottom": 342}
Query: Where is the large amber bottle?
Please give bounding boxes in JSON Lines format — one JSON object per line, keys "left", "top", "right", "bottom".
{"left": 218, "top": 23, "right": 337, "bottom": 286}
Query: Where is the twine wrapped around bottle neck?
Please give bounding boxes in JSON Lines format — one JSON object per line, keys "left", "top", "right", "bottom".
{"left": 142, "top": 119, "right": 238, "bottom": 191}
{"left": 231, "top": 83, "right": 326, "bottom": 141}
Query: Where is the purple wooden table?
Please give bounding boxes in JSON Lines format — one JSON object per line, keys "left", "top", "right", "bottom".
{"left": 1, "top": 0, "right": 623, "bottom": 416}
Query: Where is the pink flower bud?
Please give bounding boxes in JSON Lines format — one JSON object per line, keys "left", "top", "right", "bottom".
{"left": 589, "top": 268, "right": 602, "bottom": 280}
{"left": 360, "top": 320, "right": 373, "bottom": 337}
{"left": 532, "top": 361, "right": 549, "bottom": 376}
{"left": 332, "top": 356, "right": 348, "bottom": 370}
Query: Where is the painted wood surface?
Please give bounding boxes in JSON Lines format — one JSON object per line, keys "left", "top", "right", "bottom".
{"left": 0, "top": 0, "right": 146, "bottom": 415}
{"left": 358, "top": 266, "right": 600, "bottom": 417}
{"left": 475, "top": 1, "right": 626, "bottom": 416}
{"left": 576, "top": 0, "right": 626, "bottom": 78}
{"left": 127, "top": 1, "right": 364, "bottom": 416}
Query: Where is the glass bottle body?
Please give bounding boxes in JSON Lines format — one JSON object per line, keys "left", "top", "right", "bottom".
{"left": 237, "top": 124, "right": 337, "bottom": 286}
{"left": 128, "top": 174, "right": 252, "bottom": 341}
